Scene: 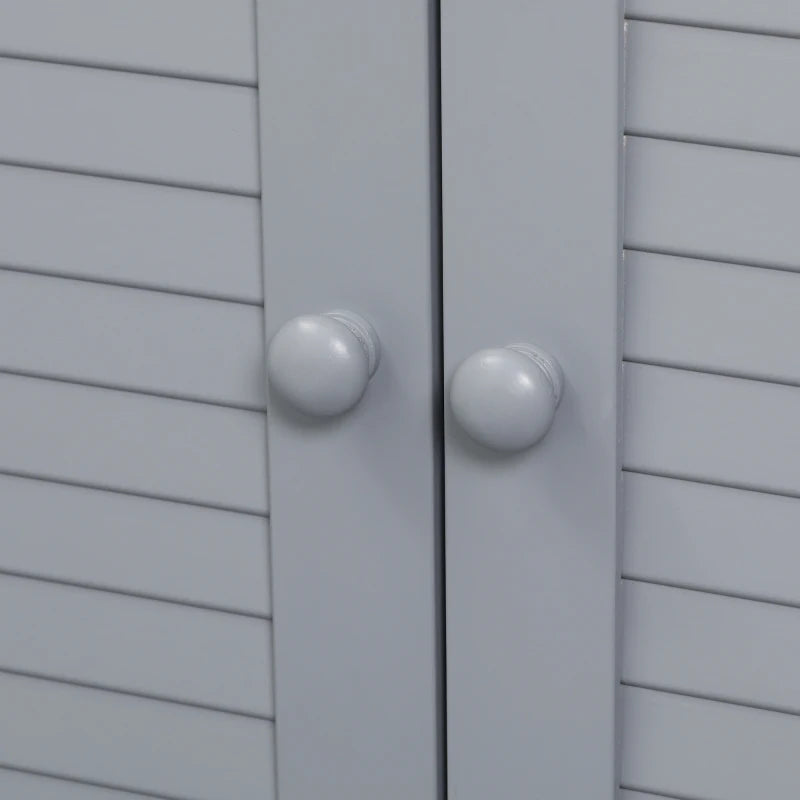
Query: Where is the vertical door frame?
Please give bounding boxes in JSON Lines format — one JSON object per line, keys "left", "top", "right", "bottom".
{"left": 441, "top": 1, "right": 625, "bottom": 798}
{"left": 255, "top": 2, "right": 442, "bottom": 799}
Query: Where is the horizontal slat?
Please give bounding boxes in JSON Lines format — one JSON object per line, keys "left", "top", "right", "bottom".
{"left": 624, "top": 363, "right": 800, "bottom": 496}
{"left": 626, "top": 0, "right": 800, "bottom": 37}
{"left": 627, "top": 21, "right": 800, "bottom": 154}
{"left": 0, "top": 474, "right": 270, "bottom": 615}
{"left": 623, "top": 580, "right": 800, "bottom": 715}
{"left": 0, "top": 270, "right": 265, "bottom": 408}
{"left": 622, "top": 685, "right": 800, "bottom": 799}
{"left": 0, "top": 58, "right": 259, "bottom": 192}
{"left": 0, "top": 164, "right": 262, "bottom": 301}
{"left": 623, "top": 472, "right": 800, "bottom": 607}
{"left": 625, "top": 136, "right": 800, "bottom": 271}
{"left": 0, "top": 768, "right": 165, "bottom": 800}
{"left": 0, "top": 574, "right": 271, "bottom": 716}
{"left": 0, "top": 373, "right": 268, "bottom": 514}
{"left": 0, "top": 0, "right": 257, "bottom": 84}
{"left": 620, "top": 792, "right": 665, "bottom": 800}
{"left": 0, "top": 672, "right": 274, "bottom": 800}
{"left": 624, "top": 251, "right": 800, "bottom": 384}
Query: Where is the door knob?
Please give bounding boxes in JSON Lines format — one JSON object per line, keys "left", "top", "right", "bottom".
{"left": 450, "top": 343, "right": 563, "bottom": 452}
{"left": 267, "top": 310, "right": 380, "bottom": 417}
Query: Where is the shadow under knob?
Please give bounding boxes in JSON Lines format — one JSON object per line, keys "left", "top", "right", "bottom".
{"left": 450, "top": 343, "right": 563, "bottom": 452}
{"left": 267, "top": 310, "right": 380, "bottom": 417}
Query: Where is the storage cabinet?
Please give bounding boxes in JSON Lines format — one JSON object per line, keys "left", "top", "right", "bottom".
{"left": 2, "top": 2, "right": 800, "bottom": 799}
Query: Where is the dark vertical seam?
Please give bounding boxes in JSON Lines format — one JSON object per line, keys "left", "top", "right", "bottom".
{"left": 430, "top": 1, "right": 447, "bottom": 798}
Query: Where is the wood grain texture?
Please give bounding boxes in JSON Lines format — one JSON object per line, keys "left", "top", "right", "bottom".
{"left": 0, "top": 373, "right": 268, "bottom": 513}
{"left": 623, "top": 472, "right": 800, "bottom": 608}
{"left": 0, "top": 0, "right": 257, "bottom": 84}
{"left": 0, "top": 473, "right": 270, "bottom": 615}
{"left": 442, "top": 1, "right": 622, "bottom": 798}
{"left": 0, "top": 573, "right": 272, "bottom": 715}
{"left": 625, "top": 137, "right": 800, "bottom": 271}
{"left": 624, "top": 363, "right": 800, "bottom": 496}
{"left": 0, "top": 164, "right": 262, "bottom": 300}
{"left": 622, "top": 685, "right": 800, "bottom": 799}
{"left": 257, "top": 2, "right": 439, "bottom": 798}
{"left": 626, "top": 0, "right": 800, "bottom": 36}
{"left": 624, "top": 250, "right": 800, "bottom": 384}
{"left": 627, "top": 21, "right": 800, "bottom": 154}
{"left": 0, "top": 270, "right": 265, "bottom": 408}
{"left": 0, "top": 57, "right": 259, "bottom": 192}
{"left": 0, "top": 672, "right": 274, "bottom": 800}
{"left": 623, "top": 580, "right": 800, "bottom": 714}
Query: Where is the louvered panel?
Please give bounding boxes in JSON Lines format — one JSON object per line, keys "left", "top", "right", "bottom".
{"left": 0, "top": 270, "right": 265, "bottom": 408}
{"left": 0, "top": 474, "right": 270, "bottom": 616}
{"left": 622, "top": 686, "right": 800, "bottom": 799}
{"left": 0, "top": 164, "right": 262, "bottom": 300}
{"left": 0, "top": 672, "right": 274, "bottom": 800}
{"left": 627, "top": 21, "right": 800, "bottom": 154}
{"left": 624, "top": 250, "right": 800, "bottom": 384}
{"left": 623, "top": 472, "right": 800, "bottom": 607}
{"left": 0, "top": 57, "right": 259, "bottom": 192}
{"left": 0, "top": 574, "right": 272, "bottom": 716}
{"left": 623, "top": 580, "right": 800, "bottom": 715}
{"left": 626, "top": 0, "right": 800, "bottom": 37}
{"left": 620, "top": 12, "right": 800, "bottom": 800}
{"left": 623, "top": 363, "right": 800, "bottom": 496}
{"left": 0, "top": 373, "right": 268, "bottom": 514}
{"left": 0, "top": 0, "right": 257, "bottom": 84}
{"left": 0, "top": 3, "right": 273, "bottom": 798}
{"left": 625, "top": 136, "right": 800, "bottom": 271}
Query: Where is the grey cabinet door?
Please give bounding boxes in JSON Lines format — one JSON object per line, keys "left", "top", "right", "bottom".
{"left": 441, "top": 1, "right": 623, "bottom": 798}
{"left": 256, "top": 3, "right": 440, "bottom": 800}
{"left": 0, "top": 2, "right": 439, "bottom": 799}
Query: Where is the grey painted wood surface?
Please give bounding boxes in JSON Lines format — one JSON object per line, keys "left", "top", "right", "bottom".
{"left": 0, "top": 573, "right": 272, "bottom": 716}
{"left": 623, "top": 580, "right": 800, "bottom": 714}
{"left": 442, "top": 1, "right": 622, "bottom": 798}
{"left": 625, "top": 136, "right": 800, "bottom": 271}
{"left": 0, "top": 769, "right": 174, "bottom": 800}
{"left": 0, "top": 270, "right": 265, "bottom": 408}
{"left": 257, "top": 2, "right": 439, "bottom": 798}
{"left": 623, "top": 472, "right": 800, "bottom": 607}
{"left": 0, "top": 57, "right": 258, "bottom": 192}
{"left": 624, "top": 363, "right": 800, "bottom": 496}
{"left": 0, "top": 672, "right": 274, "bottom": 800}
{"left": 624, "top": 250, "right": 800, "bottom": 384}
{"left": 0, "top": 164, "right": 262, "bottom": 300}
{"left": 626, "top": 0, "right": 800, "bottom": 36}
{"left": 0, "top": 473, "right": 270, "bottom": 615}
{"left": 0, "top": 373, "right": 268, "bottom": 513}
{"left": 627, "top": 21, "right": 800, "bottom": 155}
{"left": 621, "top": 14, "right": 800, "bottom": 798}
{"left": 622, "top": 685, "right": 800, "bottom": 799}
{"left": 0, "top": 0, "right": 257, "bottom": 84}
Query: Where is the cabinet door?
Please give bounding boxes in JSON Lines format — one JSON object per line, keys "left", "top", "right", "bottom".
{"left": 256, "top": 3, "right": 441, "bottom": 800}
{"left": 441, "top": 1, "right": 623, "bottom": 798}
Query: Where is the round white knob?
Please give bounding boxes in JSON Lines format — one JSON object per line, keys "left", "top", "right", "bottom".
{"left": 267, "top": 310, "right": 380, "bottom": 417}
{"left": 450, "top": 343, "right": 563, "bottom": 452}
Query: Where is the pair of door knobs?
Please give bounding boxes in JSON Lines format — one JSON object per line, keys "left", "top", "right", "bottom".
{"left": 267, "top": 310, "right": 563, "bottom": 453}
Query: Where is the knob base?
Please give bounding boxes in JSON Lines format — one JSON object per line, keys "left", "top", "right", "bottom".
{"left": 326, "top": 310, "right": 381, "bottom": 377}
